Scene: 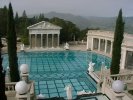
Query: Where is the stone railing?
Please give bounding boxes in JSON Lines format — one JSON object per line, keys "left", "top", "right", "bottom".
{"left": 101, "top": 73, "right": 133, "bottom": 100}
{"left": 5, "top": 81, "right": 35, "bottom": 100}
{"left": 110, "top": 73, "right": 133, "bottom": 83}
{"left": 68, "top": 41, "right": 87, "bottom": 45}
{"left": 29, "top": 81, "right": 36, "bottom": 100}
{"left": 104, "top": 73, "right": 133, "bottom": 88}
{"left": 5, "top": 82, "right": 17, "bottom": 91}
{"left": 105, "top": 76, "right": 114, "bottom": 88}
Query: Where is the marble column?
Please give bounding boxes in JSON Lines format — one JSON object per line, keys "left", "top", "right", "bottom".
{"left": 41, "top": 34, "right": 43, "bottom": 48}
{"left": 121, "top": 48, "right": 127, "bottom": 69}
{"left": 52, "top": 34, "right": 54, "bottom": 48}
{"left": 110, "top": 41, "right": 113, "bottom": 55}
{"left": 35, "top": 34, "right": 37, "bottom": 48}
{"left": 47, "top": 34, "right": 48, "bottom": 48}
{"left": 98, "top": 38, "right": 100, "bottom": 51}
{"left": 29, "top": 34, "right": 31, "bottom": 48}
{"left": 91, "top": 37, "right": 93, "bottom": 50}
{"left": 87, "top": 37, "right": 89, "bottom": 50}
{"left": 104, "top": 39, "right": 107, "bottom": 53}
{"left": 57, "top": 34, "right": 60, "bottom": 47}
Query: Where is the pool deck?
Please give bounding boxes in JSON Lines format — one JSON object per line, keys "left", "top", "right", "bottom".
{"left": 2, "top": 44, "right": 87, "bottom": 53}
{"left": 1, "top": 42, "right": 109, "bottom": 56}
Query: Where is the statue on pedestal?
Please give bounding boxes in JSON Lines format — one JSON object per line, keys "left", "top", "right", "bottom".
{"left": 88, "top": 62, "right": 95, "bottom": 72}
{"left": 64, "top": 42, "right": 69, "bottom": 50}
{"left": 20, "top": 44, "right": 24, "bottom": 51}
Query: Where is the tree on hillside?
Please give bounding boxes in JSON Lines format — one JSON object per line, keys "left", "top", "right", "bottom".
{"left": 37, "top": 13, "right": 49, "bottom": 22}
{"left": 15, "top": 12, "right": 19, "bottom": 21}
{"left": 7, "top": 3, "right": 20, "bottom": 82}
{"left": 66, "top": 21, "right": 80, "bottom": 41}
{"left": 0, "top": 34, "right": 7, "bottom": 100}
{"left": 79, "top": 28, "right": 89, "bottom": 41}
{"left": 50, "top": 17, "right": 67, "bottom": 43}
{"left": 110, "top": 9, "right": 124, "bottom": 75}
{"left": 21, "top": 10, "right": 28, "bottom": 35}
{"left": 22, "top": 10, "right": 27, "bottom": 18}
{"left": 19, "top": 10, "right": 29, "bottom": 45}
{"left": 50, "top": 17, "right": 80, "bottom": 43}
{"left": 28, "top": 16, "right": 38, "bottom": 25}
{"left": 15, "top": 12, "right": 19, "bottom": 36}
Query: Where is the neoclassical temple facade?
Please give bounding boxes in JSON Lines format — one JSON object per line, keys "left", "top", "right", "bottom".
{"left": 27, "top": 21, "right": 62, "bottom": 48}
{"left": 87, "top": 30, "right": 133, "bottom": 69}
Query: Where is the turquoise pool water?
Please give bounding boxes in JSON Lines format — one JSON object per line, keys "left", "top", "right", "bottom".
{"left": 2, "top": 51, "right": 111, "bottom": 99}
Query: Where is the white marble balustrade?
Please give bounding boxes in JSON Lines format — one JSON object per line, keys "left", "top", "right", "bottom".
{"left": 5, "top": 82, "right": 16, "bottom": 91}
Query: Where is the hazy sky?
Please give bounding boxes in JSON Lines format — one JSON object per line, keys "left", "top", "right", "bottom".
{"left": 1, "top": 0, "right": 133, "bottom": 17}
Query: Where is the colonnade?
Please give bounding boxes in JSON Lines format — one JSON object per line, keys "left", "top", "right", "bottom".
{"left": 29, "top": 34, "right": 60, "bottom": 48}
{"left": 91, "top": 37, "right": 113, "bottom": 55}
{"left": 121, "top": 48, "right": 133, "bottom": 69}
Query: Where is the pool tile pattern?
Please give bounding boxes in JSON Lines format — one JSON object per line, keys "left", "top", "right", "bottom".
{"left": 2, "top": 51, "right": 111, "bottom": 99}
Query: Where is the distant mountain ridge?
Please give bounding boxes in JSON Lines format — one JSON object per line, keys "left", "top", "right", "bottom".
{"left": 32, "top": 12, "right": 133, "bottom": 34}
{"left": 44, "top": 12, "right": 90, "bottom": 29}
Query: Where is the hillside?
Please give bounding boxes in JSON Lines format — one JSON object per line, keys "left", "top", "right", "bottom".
{"left": 44, "top": 12, "right": 90, "bottom": 29}
{"left": 43, "top": 12, "right": 133, "bottom": 34}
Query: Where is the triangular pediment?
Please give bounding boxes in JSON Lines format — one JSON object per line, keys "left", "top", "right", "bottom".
{"left": 27, "top": 21, "right": 62, "bottom": 30}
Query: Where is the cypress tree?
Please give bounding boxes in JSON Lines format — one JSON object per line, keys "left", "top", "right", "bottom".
{"left": 110, "top": 9, "right": 124, "bottom": 75}
{"left": 0, "top": 6, "right": 8, "bottom": 37}
{"left": 0, "top": 34, "right": 7, "bottom": 100}
{"left": 7, "top": 3, "right": 20, "bottom": 82}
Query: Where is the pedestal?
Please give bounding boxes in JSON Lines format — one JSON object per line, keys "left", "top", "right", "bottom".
{"left": 112, "top": 92, "right": 125, "bottom": 100}
{"left": 16, "top": 93, "right": 30, "bottom": 100}
{"left": 97, "top": 82, "right": 101, "bottom": 93}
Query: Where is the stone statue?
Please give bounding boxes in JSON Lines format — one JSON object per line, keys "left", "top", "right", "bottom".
{"left": 20, "top": 44, "right": 24, "bottom": 51}
{"left": 88, "top": 62, "right": 95, "bottom": 72}
{"left": 64, "top": 85, "right": 72, "bottom": 100}
{"left": 64, "top": 42, "right": 69, "bottom": 50}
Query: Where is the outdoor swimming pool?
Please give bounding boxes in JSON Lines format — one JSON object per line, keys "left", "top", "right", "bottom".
{"left": 2, "top": 51, "right": 111, "bottom": 99}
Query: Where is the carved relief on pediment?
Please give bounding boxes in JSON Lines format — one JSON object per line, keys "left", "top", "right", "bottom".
{"left": 27, "top": 21, "right": 62, "bottom": 30}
